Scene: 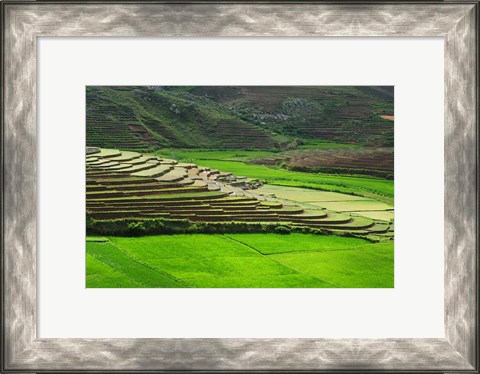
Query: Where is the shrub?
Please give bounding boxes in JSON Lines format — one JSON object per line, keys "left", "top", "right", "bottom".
{"left": 274, "top": 226, "right": 291, "bottom": 235}
{"left": 85, "top": 214, "right": 388, "bottom": 240}
{"left": 127, "top": 221, "right": 146, "bottom": 236}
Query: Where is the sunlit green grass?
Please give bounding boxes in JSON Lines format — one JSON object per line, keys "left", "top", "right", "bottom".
{"left": 109, "top": 235, "right": 260, "bottom": 259}
{"left": 224, "top": 233, "right": 371, "bottom": 255}
{"left": 86, "top": 234, "right": 393, "bottom": 288}
{"left": 86, "top": 242, "right": 185, "bottom": 288}
{"left": 269, "top": 241, "right": 394, "bottom": 288}
{"left": 86, "top": 254, "right": 143, "bottom": 287}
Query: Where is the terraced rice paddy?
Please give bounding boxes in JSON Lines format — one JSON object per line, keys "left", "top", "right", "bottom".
{"left": 86, "top": 92, "right": 160, "bottom": 151}
{"left": 349, "top": 211, "right": 394, "bottom": 221}
{"left": 86, "top": 235, "right": 394, "bottom": 288}
{"left": 86, "top": 86, "right": 278, "bottom": 150}
{"left": 257, "top": 185, "right": 367, "bottom": 202}
{"left": 251, "top": 147, "right": 394, "bottom": 179}
{"left": 87, "top": 148, "right": 393, "bottom": 236}
{"left": 257, "top": 185, "right": 394, "bottom": 223}
{"left": 156, "top": 151, "right": 394, "bottom": 203}
{"left": 187, "top": 86, "right": 394, "bottom": 146}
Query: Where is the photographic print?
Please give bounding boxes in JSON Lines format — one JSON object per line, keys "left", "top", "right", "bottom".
{"left": 86, "top": 86, "right": 394, "bottom": 288}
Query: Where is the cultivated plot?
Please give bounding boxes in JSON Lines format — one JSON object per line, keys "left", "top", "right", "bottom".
{"left": 87, "top": 235, "right": 394, "bottom": 288}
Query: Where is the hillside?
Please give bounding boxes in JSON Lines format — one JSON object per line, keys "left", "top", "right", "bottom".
{"left": 86, "top": 86, "right": 277, "bottom": 151}
{"left": 193, "top": 86, "right": 394, "bottom": 146}
{"left": 86, "top": 86, "right": 394, "bottom": 151}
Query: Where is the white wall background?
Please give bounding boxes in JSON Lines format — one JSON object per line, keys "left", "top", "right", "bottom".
{"left": 37, "top": 37, "right": 444, "bottom": 338}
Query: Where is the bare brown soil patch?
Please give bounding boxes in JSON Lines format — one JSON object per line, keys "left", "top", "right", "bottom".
{"left": 251, "top": 147, "right": 394, "bottom": 175}
{"left": 380, "top": 115, "right": 394, "bottom": 121}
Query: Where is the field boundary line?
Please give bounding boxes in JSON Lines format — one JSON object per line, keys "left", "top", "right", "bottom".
{"left": 86, "top": 252, "right": 146, "bottom": 288}
{"left": 222, "top": 234, "right": 340, "bottom": 288}
{"left": 222, "top": 234, "right": 269, "bottom": 255}
{"left": 263, "top": 242, "right": 388, "bottom": 256}
{"left": 101, "top": 239, "right": 191, "bottom": 288}
{"left": 267, "top": 257, "right": 341, "bottom": 288}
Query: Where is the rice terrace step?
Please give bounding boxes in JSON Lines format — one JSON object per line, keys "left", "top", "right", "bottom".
{"left": 86, "top": 85, "right": 394, "bottom": 289}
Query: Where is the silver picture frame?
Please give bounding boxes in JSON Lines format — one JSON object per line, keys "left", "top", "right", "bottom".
{"left": 2, "top": 1, "right": 478, "bottom": 372}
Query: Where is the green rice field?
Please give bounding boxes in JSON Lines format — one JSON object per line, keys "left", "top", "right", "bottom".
{"left": 86, "top": 234, "right": 394, "bottom": 288}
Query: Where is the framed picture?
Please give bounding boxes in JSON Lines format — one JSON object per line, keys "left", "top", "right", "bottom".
{"left": 2, "top": 1, "right": 478, "bottom": 372}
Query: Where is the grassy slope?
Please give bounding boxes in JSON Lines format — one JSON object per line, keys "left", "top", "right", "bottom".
{"left": 86, "top": 234, "right": 394, "bottom": 288}
{"left": 87, "top": 86, "right": 394, "bottom": 150}
{"left": 188, "top": 86, "right": 394, "bottom": 146}
{"left": 87, "top": 86, "right": 277, "bottom": 149}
